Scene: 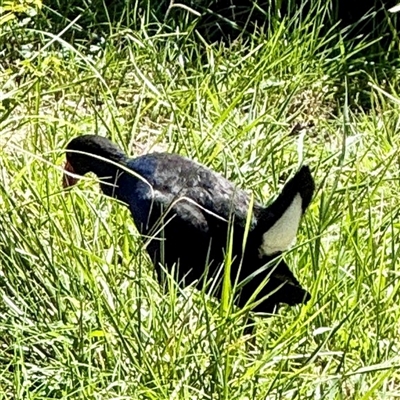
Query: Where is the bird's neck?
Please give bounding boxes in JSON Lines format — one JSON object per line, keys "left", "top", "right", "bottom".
{"left": 93, "top": 159, "right": 126, "bottom": 198}
{"left": 98, "top": 169, "right": 123, "bottom": 198}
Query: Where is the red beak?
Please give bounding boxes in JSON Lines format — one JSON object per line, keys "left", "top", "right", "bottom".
{"left": 63, "top": 160, "right": 79, "bottom": 188}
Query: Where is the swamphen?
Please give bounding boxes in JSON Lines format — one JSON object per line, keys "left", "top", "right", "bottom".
{"left": 63, "top": 135, "right": 315, "bottom": 315}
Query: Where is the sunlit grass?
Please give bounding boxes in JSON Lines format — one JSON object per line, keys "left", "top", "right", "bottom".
{"left": 0, "top": 0, "right": 400, "bottom": 398}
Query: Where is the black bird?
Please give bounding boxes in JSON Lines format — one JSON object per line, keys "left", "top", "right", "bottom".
{"left": 63, "top": 135, "right": 315, "bottom": 315}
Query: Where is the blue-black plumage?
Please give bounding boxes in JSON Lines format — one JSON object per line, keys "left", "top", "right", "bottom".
{"left": 63, "top": 135, "right": 315, "bottom": 315}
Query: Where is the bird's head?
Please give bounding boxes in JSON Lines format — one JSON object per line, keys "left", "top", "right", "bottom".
{"left": 63, "top": 135, "right": 126, "bottom": 188}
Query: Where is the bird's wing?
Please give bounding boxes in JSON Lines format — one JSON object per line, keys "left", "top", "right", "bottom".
{"left": 126, "top": 153, "right": 257, "bottom": 236}
{"left": 155, "top": 154, "right": 255, "bottom": 225}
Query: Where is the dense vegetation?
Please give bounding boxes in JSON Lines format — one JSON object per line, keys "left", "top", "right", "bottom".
{"left": 0, "top": 0, "right": 399, "bottom": 398}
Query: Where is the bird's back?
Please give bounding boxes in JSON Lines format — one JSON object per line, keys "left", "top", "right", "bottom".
{"left": 120, "top": 153, "right": 259, "bottom": 229}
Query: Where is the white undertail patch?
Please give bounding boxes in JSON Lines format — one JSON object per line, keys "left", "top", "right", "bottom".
{"left": 259, "top": 194, "right": 303, "bottom": 257}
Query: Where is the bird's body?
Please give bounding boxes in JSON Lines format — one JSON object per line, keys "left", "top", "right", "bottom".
{"left": 64, "top": 135, "right": 315, "bottom": 314}
{"left": 115, "top": 154, "right": 261, "bottom": 302}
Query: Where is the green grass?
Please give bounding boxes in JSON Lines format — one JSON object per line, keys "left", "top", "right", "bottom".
{"left": 1, "top": 0, "right": 400, "bottom": 398}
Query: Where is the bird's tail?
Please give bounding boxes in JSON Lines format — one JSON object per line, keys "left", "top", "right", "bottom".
{"left": 256, "top": 166, "right": 315, "bottom": 257}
